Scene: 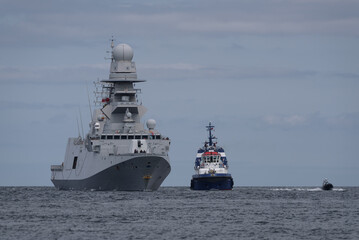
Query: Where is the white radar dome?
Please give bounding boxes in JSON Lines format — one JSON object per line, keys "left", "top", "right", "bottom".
{"left": 113, "top": 43, "right": 134, "bottom": 61}
{"left": 146, "top": 119, "right": 156, "bottom": 130}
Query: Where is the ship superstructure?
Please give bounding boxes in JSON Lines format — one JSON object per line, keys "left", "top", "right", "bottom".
{"left": 190, "top": 122, "right": 233, "bottom": 190}
{"left": 50, "top": 41, "right": 171, "bottom": 191}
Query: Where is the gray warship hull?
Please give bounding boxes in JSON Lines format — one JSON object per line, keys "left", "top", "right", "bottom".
{"left": 52, "top": 155, "right": 170, "bottom": 191}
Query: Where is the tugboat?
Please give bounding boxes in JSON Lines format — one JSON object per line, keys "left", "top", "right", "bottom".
{"left": 322, "top": 179, "right": 334, "bottom": 190}
{"left": 50, "top": 40, "right": 171, "bottom": 191}
{"left": 190, "top": 122, "right": 234, "bottom": 190}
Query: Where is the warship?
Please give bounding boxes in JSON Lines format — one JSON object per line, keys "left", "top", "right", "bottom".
{"left": 50, "top": 41, "right": 171, "bottom": 191}
{"left": 190, "top": 122, "right": 234, "bottom": 190}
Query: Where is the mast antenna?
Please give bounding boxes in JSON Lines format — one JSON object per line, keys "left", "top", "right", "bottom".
{"left": 110, "top": 35, "right": 115, "bottom": 49}
{"left": 76, "top": 116, "right": 81, "bottom": 138}
{"left": 86, "top": 81, "right": 93, "bottom": 118}
{"left": 79, "top": 107, "right": 85, "bottom": 140}
{"left": 206, "top": 122, "right": 215, "bottom": 146}
{"left": 105, "top": 36, "right": 116, "bottom": 61}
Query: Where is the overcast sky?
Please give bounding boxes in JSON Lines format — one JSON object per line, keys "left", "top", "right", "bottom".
{"left": 1, "top": 0, "right": 358, "bottom": 187}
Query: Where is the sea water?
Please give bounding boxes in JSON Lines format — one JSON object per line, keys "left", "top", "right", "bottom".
{"left": 0, "top": 187, "right": 358, "bottom": 239}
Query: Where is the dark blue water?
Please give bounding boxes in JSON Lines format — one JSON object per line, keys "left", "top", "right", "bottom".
{"left": 0, "top": 187, "right": 358, "bottom": 239}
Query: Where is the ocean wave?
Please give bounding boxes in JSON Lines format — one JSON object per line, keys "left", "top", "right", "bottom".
{"left": 270, "top": 187, "right": 345, "bottom": 192}
{"left": 333, "top": 188, "right": 346, "bottom": 192}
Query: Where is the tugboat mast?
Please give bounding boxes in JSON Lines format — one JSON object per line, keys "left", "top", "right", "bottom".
{"left": 206, "top": 122, "right": 215, "bottom": 146}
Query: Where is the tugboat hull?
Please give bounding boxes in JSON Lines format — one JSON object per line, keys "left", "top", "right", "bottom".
{"left": 191, "top": 174, "right": 233, "bottom": 190}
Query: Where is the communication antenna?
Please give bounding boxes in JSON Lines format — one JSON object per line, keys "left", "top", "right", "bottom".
{"left": 76, "top": 116, "right": 81, "bottom": 138}
{"left": 105, "top": 35, "right": 116, "bottom": 60}
{"left": 79, "top": 107, "right": 85, "bottom": 140}
{"left": 206, "top": 122, "right": 215, "bottom": 146}
{"left": 110, "top": 35, "right": 115, "bottom": 49}
{"left": 86, "top": 81, "right": 93, "bottom": 118}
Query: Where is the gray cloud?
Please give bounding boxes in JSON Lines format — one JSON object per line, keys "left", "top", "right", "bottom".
{"left": 1, "top": 0, "right": 359, "bottom": 49}
{"left": 0, "top": 101, "right": 80, "bottom": 110}
{"left": 261, "top": 112, "right": 359, "bottom": 130}
{"left": 331, "top": 72, "right": 359, "bottom": 80}
{"left": 0, "top": 64, "right": 108, "bottom": 84}
{"left": 0, "top": 63, "right": 319, "bottom": 86}
{"left": 141, "top": 64, "right": 319, "bottom": 81}
{"left": 326, "top": 112, "right": 359, "bottom": 128}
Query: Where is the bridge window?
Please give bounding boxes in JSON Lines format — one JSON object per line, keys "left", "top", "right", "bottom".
{"left": 121, "top": 135, "right": 127, "bottom": 140}
{"left": 128, "top": 135, "right": 134, "bottom": 139}
{"left": 142, "top": 135, "right": 148, "bottom": 139}
{"left": 114, "top": 135, "right": 120, "bottom": 139}
{"left": 101, "top": 135, "right": 106, "bottom": 140}
{"left": 107, "top": 135, "right": 113, "bottom": 139}
{"left": 135, "top": 135, "right": 141, "bottom": 139}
